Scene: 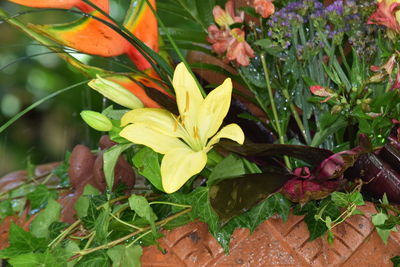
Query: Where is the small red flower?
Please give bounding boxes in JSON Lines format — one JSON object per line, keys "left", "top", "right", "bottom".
{"left": 253, "top": 0, "right": 275, "bottom": 18}
{"left": 207, "top": 25, "right": 233, "bottom": 54}
{"left": 226, "top": 28, "right": 255, "bottom": 66}
{"left": 310, "top": 85, "right": 335, "bottom": 103}
{"left": 370, "top": 54, "right": 396, "bottom": 76}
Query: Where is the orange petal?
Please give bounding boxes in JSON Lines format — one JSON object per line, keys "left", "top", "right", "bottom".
{"left": 7, "top": 0, "right": 109, "bottom": 13}
{"left": 124, "top": 0, "right": 158, "bottom": 70}
{"left": 31, "top": 11, "right": 129, "bottom": 57}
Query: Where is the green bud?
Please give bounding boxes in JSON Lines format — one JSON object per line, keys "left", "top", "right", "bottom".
{"left": 88, "top": 75, "right": 144, "bottom": 110}
{"left": 80, "top": 110, "right": 113, "bottom": 131}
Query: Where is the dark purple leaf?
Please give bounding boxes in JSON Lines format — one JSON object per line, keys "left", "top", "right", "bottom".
{"left": 209, "top": 171, "right": 292, "bottom": 225}
{"left": 217, "top": 140, "right": 333, "bottom": 166}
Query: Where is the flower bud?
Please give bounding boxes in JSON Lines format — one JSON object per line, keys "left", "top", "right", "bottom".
{"left": 88, "top": 75, "right": 144, "bottom": 110}
{"left": 331, "top": 105, "right": 343, "bottom": 114}
{"left": 80, "top": 110, "right": 113, "bottom": 131}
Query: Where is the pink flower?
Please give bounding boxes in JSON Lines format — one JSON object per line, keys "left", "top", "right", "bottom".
{"left": 370, "top": 54, "right": 396, "bottom": 76}
{"left": 368, "top": 0, "right": 400, "bottom": 33}
{"left": 212, "top": 0, "right": 244, "bottom": 29}
{"left": 310, "top": 85, "right": 335, "bottom": 102}
{"left": 207, "top": 25, "right": 233, "bottom": 54}
{"left": 391, "top": 67, "right": 400, "bottom": 90}
{"left": 226, "top": 29, "right": 255, "bottom": 66}
{"left": 254, "top": 0, "right": 275, "bottom": 18}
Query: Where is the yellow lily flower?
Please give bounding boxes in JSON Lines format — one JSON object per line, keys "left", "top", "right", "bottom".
{"left": 119, "top": 63, "right": 245, "bottom": 193}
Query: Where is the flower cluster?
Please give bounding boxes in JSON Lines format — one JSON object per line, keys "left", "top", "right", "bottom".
{"left": 207, "top": 0, "right": 255, "bottom": 66}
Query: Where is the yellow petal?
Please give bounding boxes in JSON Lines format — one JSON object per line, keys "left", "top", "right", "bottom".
{"left": 121, "top": 108, "right": 184, "bottom": 138}
{"left": 198, "top": 78, "right": 232, "bottom": 142}
{"left": 161, "top": 147, "right": 207, "bottom": 193}
{"left": 172, "top": 63, "right": 203, "bottom": 135}
{"left": 206, "top": 123, "right": 245, "bottom": 150}
{"left": 120, "top": 123, "right": 187, "bottom": 154}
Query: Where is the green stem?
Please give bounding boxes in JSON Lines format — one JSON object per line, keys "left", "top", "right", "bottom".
{"left": 149, "top": 201, "right": 192, "bottom": 208}
{"left": 109, "top": 212, "right": 143, "bottom": 231}
{"left": 281, "top": 88, "right": 310, "bottom": 144}
{"left": 49, "top": 220, "right": 81, "bottom": 248}
{"left": 73, "top": 207, "right": 192, "bottom": 258}
{"left": 260, "top": 53, "right": 291, "bottom": 169}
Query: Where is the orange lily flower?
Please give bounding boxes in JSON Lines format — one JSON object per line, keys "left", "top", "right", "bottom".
{"left": 8, "top": 0, "right": 170, "bottom": 108}
{"left": 8, "top": 0, "right": 109, "bottom": 13}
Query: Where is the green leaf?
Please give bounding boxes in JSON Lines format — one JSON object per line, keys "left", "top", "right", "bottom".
{"left": 0, "top": 199, "right": 13, "bottom": 220}
{"left": 208, "top": 154, "right": 246, "bottom": 185}
{"left": 8, "top": 252, "right": 60, "bottom": 267}
{"left": 311, "top": 114, "right": 347, "bottom": 147}
{"left": 209, "top": 171, "right": 292, "bottom": 224}
{"left": 391, "top": 256, "right": 400, "bottom": 267}
{"left": 95, "top": 208, "right": 110, "bottom": 243}
{"left": 52, "top": 151, "right": 71, "bottom": 187}
{"left": 48, "top": 222, "right": 69, "bottom": 240}
{"left": 107, "top": 245, "right": 142, "bottom": 267}
{"left": 102, "top": 105, "right": 129, "bottom": 121}
{"left": 31, "top": 198, "right": 61, "bottom": 239}
{"left": 240, "top": 57, "right": 266, "bottom": 88}
{"left": 372, "top": 212, "right": 397, "bottom": 244}
{"left": 0, "top": 223, "right": 47, "bottom": 259}
{"left": 75, "top": 250, "right": 111, "bottom": 267}
{"left": 81, "top": 195, "right": 107, "bottom": 230}
{"left": 128, "top": 195, "right": 158, "bottom": 234}
{"left": 349, "top": 192, "right": 365, "bottom": 206}
{"left": 330, "top": 192, "right": 349, "bottom": 207}
{"left": 132, "top": 147, "right": 163, "bottom": 191}
{"left": 254, "top": 38, "right": 283, "bottom": 56}
{"left": 26, "top": 184, "right": 58, "bottom": 210}
{"left": 300, "top": 200, "right": 341, "bottom": 241}
{"left": 74, "top": 184, "right": 101, "bottom": 219}
{"left": 103, "top": 144, "right": 132, "bottom": 190}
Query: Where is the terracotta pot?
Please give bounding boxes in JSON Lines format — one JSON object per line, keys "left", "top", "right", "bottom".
{"left": 140, "top": 202, "right": 400, "bottom": 266}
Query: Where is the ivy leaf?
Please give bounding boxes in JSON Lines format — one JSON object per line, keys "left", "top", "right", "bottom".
{"left": 0, "top": 223, "right": 47, "bottom": 259}
{"left": 208, "top": 154, "right": 245, "bottom": 185}
{"left": 31, "top": 198, "right": 61, "bottom": 239}
{"left": 74, "top": 184, "right": 100, "bottom": 218}
{"left": 8, "top": 252, "right": 60, "bottom": 267}
{"left": 52, "top": 151, "right": 71, "bottom": 187}
{"left": 26, "top": 184, "right": 58, "bottom": 210}
{"left": 107, "top": 245, "right": 142, "bottom": 267}
{"left": 48, "top": 222, "right": 69, "bottom": 239}
{"left": 392, "top": 256, "right": 400, "bottom": 267}
{"left": 128, "top": 195, "right": 158, "bottom": 234}
{"left": 298, "top": 200, "right": 341, "bottom": 241}
{"left": 372, "top": 212, "right": 397, "bottom": 244}
{"left": 75, "top": 250, "right": 111, "bottom": 267}
{"left": 132, "top": 147, "right": 164, "bottom": 191}
{"left": 0, "top": 199, "right": 13, "bottom": 220}
{"left": 103, "top": 143, "right": 132, "bottom": 190}
{"left": 81, "top": 195, "right": 107, "bottom": 230}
